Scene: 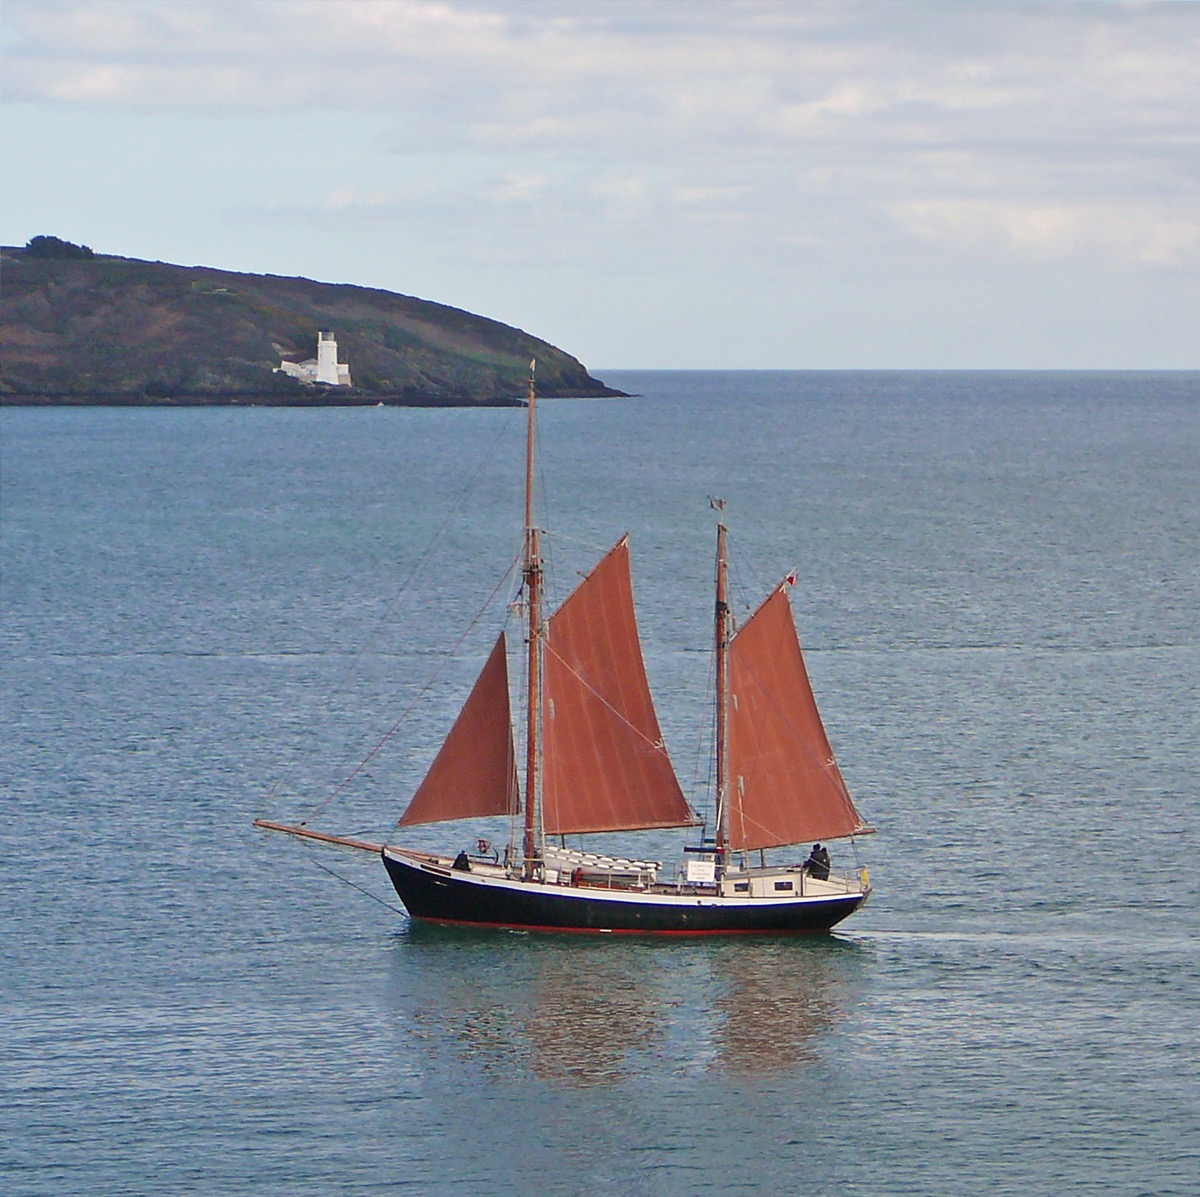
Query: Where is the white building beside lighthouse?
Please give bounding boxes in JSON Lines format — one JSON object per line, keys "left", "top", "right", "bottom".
{"left": 276, "top": 331, "right": 352, "bottom": 386}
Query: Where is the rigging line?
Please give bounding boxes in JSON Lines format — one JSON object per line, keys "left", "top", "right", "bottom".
{"left": 550, "top": 529, "right": 634, "bottom": 559}
{"left": 540, "top": 640, "right": 679, "bottom": 759}
{"left": 310, "top": 856, "right": 408, "bottom": 917}
{"left": 317, "top": 407, "right": 522, "bottom": 707}
{"left": 687, "top": 643, "right": 719, "bottom": 822}
{"left": 529, "top": 412, "right": 567, "bottom": 608}
{"left": 261, "top": 408, "right": 523, "bottom": 816}
{"left": 723, "top": 528, "right": 787, "bottom": 628}
{"left": 303, "top": 546, "right": 525, "bottom": 825}
{"left": 722, "top": 536, "right": 845, "bottom": 777}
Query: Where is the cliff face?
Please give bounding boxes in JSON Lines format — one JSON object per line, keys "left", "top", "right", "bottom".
{"left": 0, "top": 248, "right": 623, "bottom": 405}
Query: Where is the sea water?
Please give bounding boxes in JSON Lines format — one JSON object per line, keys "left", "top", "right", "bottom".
{"left": 2, "top": 372, "right": 1197, "bottom": 1196}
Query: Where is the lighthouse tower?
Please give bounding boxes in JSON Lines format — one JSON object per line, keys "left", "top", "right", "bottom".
{"left": 275, "top": 331, "right": 352, "bottom": 386}
{"left": 316, "top": 331, "right": 341, "bottom": 385}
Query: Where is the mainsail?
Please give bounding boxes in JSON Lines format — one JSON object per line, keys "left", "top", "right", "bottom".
{"left": 398, "top": 633, "right": 520, "bottom": 827}
{"left": 725, "top": 584, "right": 867, "bottom": 851}
{"left": 541, "top": 538, "right": 696, "bottom": 836}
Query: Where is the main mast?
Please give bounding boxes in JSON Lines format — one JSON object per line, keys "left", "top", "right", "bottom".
{"left": 713, "top": 520, "right": 732, "bottom": 869}
{"left": 522, "top": 361, "right": 542, "bottom": 879}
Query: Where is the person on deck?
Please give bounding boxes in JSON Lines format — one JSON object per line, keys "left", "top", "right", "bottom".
{"left": 804, "top": 843, "right": 830, "bottom": 881}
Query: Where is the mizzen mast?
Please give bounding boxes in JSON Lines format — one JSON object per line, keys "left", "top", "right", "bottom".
{"left": 522, "top": 361, "right": 542, "bottom": 879}
{"left": 713, "top": 518, "right": 732, "bottom": 869}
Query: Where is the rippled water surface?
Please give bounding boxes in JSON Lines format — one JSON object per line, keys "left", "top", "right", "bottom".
{"left": 3, "top": 372, "right": 1198, "bottom": 1195}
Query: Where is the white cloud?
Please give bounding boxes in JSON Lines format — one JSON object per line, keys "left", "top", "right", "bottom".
{"left": 5, "top": 1, "right": 1194, "bottom": 136}
{"left": 490, "top": 172, "right": 551, "bottom": 204}
{"left": 321, "top": 185, "right": 393, "bottom": 212}
{"left": 4, "top": 0, "right": 1198, "bottom": 365}
{"left": 891, "top": 198, "right": 1200, "bottom": 269}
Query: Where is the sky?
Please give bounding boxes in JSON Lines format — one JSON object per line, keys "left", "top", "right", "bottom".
{"left": 3, "top": 0, "right": 1198, "bottom": 369}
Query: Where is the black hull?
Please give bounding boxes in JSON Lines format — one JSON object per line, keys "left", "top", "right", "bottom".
{"left": 382, "top": 849, "right": 867, "bottom": 936}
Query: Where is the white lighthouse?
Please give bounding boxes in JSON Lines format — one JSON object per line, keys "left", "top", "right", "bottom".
{"left": 315, "top": 331, "right": 343, "bottom": 385}
{"left": 276, "top": 331, "right": 352, "bottom": 386}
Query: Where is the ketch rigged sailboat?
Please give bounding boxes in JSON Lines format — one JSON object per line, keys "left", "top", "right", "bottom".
{"left": 257, "top": 368, "right": 873, "bottom": 934}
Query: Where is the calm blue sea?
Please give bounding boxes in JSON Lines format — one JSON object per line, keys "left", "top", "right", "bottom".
{"left": 2, "top": 371, "right": 1198, "bottom": 1196}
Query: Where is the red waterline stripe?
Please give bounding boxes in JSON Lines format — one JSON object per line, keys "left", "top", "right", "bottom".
{"left": 410, "top": 915, "right": 829, "bottom": 937}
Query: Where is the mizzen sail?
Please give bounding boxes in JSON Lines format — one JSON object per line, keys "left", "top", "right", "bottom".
{"left": 541, "top": 537, "right": 695, "bottom": 836}
{"left": 726, "top": 584, "right": 867, "bottom": 851}
{"left": 398, "top": 632, "right": 520, "bottom": 827}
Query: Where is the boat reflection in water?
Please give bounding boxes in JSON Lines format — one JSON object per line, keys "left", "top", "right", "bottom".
{"left": 394, "top": 926, "right": 867, "bottom": 1087}
{"left": 706, "top": 938, "right": 855, "bottom": 1075}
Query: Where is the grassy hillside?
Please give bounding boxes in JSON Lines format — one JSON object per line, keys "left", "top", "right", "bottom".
{"left": 0, "top": 244, "right": 623, "bottom": 405}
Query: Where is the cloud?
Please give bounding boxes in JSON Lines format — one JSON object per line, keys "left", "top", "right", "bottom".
{"left": 8, "top": 3, "right": 1196, "bottom": 208}
{"left": 13, "top": 7, "right": 1182, "bottom": 166}
{"left": 891, "top": 198, "right": 1200, "bottom": 269}
{"left": 5, "top": 0, "right": 1198, "bottom": 365}
{"left": 6, "top": 2, "right": 1195, "bottom": 133}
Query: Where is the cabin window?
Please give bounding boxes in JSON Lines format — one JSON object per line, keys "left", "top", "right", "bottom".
{"left": 734, "top": 882, "right": 749, "bottom": 893}
{"left": 774, "top": 880, "right": 794, "bottom": 892}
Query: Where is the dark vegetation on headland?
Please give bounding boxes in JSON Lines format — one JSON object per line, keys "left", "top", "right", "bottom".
{"left": 1, "top": 237, "right": 625, "bottom": 406}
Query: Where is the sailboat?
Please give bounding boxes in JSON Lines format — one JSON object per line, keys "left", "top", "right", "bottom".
{"left": 257, "top": 367, "right": 873, "bottom": 934}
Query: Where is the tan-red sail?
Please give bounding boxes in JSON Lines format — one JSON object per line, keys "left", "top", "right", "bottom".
{"left": 398, "top": 633, "right": 520, "bottom": 827}
{"left": 541, "top": 537, "right": 695, "bottom": 836}
{"left": 725, "top": 584, "right": 867, "bottom": 851}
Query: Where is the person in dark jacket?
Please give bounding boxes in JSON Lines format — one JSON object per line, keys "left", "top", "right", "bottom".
{"left": 804, "top": 843, "right": 830, "bottom": 881}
